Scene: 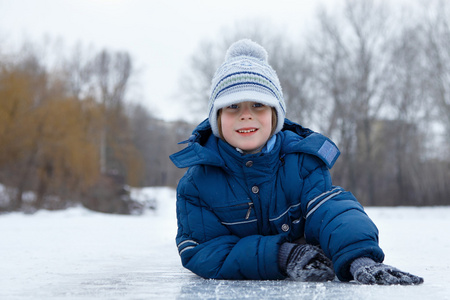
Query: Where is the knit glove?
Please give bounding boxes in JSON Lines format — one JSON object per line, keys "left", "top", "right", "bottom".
{"left": 279, "top": 243, "right": 335, "bottom": 282}
{"left": 350, "top": 257, "right": 424, "bottom": 285}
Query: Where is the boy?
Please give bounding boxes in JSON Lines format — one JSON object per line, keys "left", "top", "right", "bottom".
{"left": 170, "top": 39, "right": 423, "bottom": 285}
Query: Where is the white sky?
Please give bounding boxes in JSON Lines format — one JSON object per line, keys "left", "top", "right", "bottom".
{"left": 0, "top": 0, "right": 332, "bottom": 121}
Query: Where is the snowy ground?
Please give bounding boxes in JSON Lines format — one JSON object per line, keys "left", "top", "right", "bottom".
{"left": 1, "top": 187, "right": 449, "bottom": 300}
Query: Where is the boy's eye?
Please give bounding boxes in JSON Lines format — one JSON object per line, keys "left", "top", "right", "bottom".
{"left": 253, "top": 103, "right": 265, "bottom": 108}
{"left": 227, "top": 104, "right": 239, "bottom": 109}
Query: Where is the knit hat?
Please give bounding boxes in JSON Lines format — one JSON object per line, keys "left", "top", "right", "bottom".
{"left": 208, "top": 39, "right": 286, "bottom": 138}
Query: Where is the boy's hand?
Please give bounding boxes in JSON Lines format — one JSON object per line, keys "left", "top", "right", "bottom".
{"left": 285, "top": 244, "right": 335, "bottom": 282}
{"left": 351, "top": 258, "right": 424, "bottom": 285}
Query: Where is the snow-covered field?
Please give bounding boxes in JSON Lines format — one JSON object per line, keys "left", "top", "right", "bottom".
{"left": 1, "top": 187, "right": 449, "bottom": 300}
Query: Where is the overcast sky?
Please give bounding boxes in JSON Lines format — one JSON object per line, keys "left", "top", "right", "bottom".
{"left": 0, "top": 0, "right": 333, "bottom": 121}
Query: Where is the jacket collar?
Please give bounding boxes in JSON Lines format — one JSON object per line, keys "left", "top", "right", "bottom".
{"left": 170, "top": 119, "right": 340, "bottom": 169}
{"left": 169, "top": 120, "right": 224, "bottom": 169}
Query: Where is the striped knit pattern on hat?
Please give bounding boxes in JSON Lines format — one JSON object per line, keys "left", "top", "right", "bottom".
{"left": 208, "top": 39, "right": 286, "bottom": 138}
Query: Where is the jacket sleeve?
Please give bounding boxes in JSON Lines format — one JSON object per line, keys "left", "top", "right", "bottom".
{"left": 299, "top": 154, "right": 385, "bottom": 281}
{"left": 175, "top": 170, "right": 286, "bottom": 280}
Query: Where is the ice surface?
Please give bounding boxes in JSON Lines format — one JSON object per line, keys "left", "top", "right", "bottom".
{"left": 1, "top": 187, "right": 449, "bottom": 299}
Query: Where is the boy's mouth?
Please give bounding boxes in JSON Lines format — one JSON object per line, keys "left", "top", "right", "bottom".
{"left": 236, "top": 128, "right": 258, "bottom": 134}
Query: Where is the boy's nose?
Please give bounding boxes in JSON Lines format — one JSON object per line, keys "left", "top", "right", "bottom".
{"left": 240, "top": 106, "right": 253, "bottom": 120}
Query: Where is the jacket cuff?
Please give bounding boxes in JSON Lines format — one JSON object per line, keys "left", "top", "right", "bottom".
{"left": 278, "top": 242, "right": 297, "bottom": 274}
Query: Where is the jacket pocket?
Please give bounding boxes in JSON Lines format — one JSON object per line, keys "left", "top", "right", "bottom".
{"left": 212, "top": 202, "right": 258, "bottom": 237}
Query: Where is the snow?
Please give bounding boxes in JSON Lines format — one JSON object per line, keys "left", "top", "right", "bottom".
{"left": 1, "top": 187, "right": 449, "bottom": 300}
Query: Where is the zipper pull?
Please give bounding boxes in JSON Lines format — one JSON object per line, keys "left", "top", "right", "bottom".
{"left": 245, "top": 202, "right": 253, "bottom": 220}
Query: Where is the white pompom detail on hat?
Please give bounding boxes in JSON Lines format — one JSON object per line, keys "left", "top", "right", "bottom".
{"left": 225, "top": 39, "right": 269, "bottom": 63}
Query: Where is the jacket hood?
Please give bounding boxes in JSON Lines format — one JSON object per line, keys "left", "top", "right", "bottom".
{"left": 170, "top": 118, "right": 340, "bottom": 169}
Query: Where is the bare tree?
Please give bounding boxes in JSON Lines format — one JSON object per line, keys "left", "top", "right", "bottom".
{"left": 127, "top": 103, "right": 193, "bottom": 187}
{"left": 177, "top": 39, "right": 223, "bottom": 120}
{"left": 423, "top": 0, "right": 450, "bottom": 151}
{"left": 378, "top": 7, "right": 430, "bottom": 204}
{"left": 92, "top": 49, "right": 133, "bottom": 174}
{"left": 307, "top": 0, "right": 392, "bottom": 205}
{"left": 63, "top": 43, "right": 96, "bottom": 100}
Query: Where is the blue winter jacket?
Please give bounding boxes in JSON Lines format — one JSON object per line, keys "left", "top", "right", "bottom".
{"left": 170, "top": 119, "right": 384, "bottom": 281}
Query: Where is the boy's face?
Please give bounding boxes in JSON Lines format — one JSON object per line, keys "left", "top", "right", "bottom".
{"left": 220, "top": 101, "right": 272, "bottom": 153}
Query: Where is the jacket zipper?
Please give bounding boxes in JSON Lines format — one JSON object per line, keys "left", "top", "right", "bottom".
{"left": 245, "top": 202, "right": 254, "bottom": 220}
{"left": 227, "top": 202, "right": 254, "bottom": 220}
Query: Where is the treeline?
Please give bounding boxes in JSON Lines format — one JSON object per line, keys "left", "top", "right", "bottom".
{"left": 2, "top": 0, "right": 450, "bottom": 211}
{"left": 0, "top": 43, "right": 189, "bottom": 213}
{"left": 178, "top": 0, "right": 450, "bottom": 206}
